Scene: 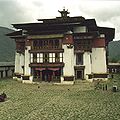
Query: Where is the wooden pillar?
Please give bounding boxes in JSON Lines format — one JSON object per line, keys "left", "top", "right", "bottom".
{"left": 53, "top": 71, "right": 55, "bottom": 81}
{"left": 40, "top": 71, "right": 42, "bottom": 81}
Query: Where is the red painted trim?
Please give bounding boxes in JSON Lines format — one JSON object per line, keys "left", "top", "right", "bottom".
{"left": 63, "top": 34, "right": 73, "bottom": 44}
{"left": 92, "top": 38, "right": 105, "bottom": 48}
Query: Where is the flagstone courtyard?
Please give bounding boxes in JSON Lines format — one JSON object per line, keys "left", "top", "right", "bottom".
{"left": 0, "top": 75, "right": 120, "bottom": 120}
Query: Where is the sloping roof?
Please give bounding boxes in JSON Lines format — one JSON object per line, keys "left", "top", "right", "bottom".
{"left": 38, "top": 16, "right": 85, "bottom": 24}
{"left": 7, "top": 12, "right": 115, "bottom": 42}
{"left": 11, "top": 17, "right": 97, "bottom": 31}
{"left": 6, "top": 30, "right": 22, "bottom": 36}
{"left": 98, "top": 27, "right": 115, "bottom": 42}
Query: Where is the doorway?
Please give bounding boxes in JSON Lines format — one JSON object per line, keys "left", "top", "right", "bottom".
{"left": 76, "top": 70, "right": 84, "bottom": 79}
{"left": 42, "top": 70, "right": 53, "bottom": 82}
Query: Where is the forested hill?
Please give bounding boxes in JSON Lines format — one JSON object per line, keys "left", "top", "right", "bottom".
{"left": 108, "top": 40, "right": 120, "bottom": 62}
{"left": 0, "top": 26, "right": 15, "bottom": 62}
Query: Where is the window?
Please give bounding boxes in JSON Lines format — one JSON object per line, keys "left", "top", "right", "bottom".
{"left": 40, "top": 53, "right": 43, "bottom": 63}
{"left": 32, "top": 39, "right": 60, "bottom": 49}
{"left": 31, "top": 53, "right": 43, "bottom": 63}
{"left": 53, "top": 53, "right": 55, "bottom": 62}
{"left": 49, "top": 40, "right": 54, "bottom": 48}
{"left": 43, "top": 53, "right": 49, "bottom": 63}
{"left": 30, "top": 53, "right": 33, "bottom": 63}
{"left": 37, "top": 53, "right": 40, "bottom": 63}
{"left": 49, "top": 53, "right": 53, "bottom": 63}
{"left": 54, "top": 40, "right": 59, "bottom": 48}
{"left": 33, "top": 53, "right": 37, "bottom": 63}
{"left": 53, "top": 53, "right": 63, "bottom": 63}
{"left": 74, "top": 39, "right": 91, "bottom": 51}
{"left": 60, "top": 53, "right": 63, "bottom": 62}
{"left": 33, "top": 41, "right": 37, "bottom": 49}
{"left": 74, "top": 26, "right": 87, "bottom": 33}
{"left": 76, "top": 53, "right": 83, "bottom": 65}
{"left": 55, "top": 53, "right": 60, "bottom": 62}
{"left": 39, "top": 41, "right": 43, "bottom": 48}
{"left": 31, "top": 53, "right": 63, "bottom": 63}
{"left": 44, "top": 40, "right": 49, "bottom": 48}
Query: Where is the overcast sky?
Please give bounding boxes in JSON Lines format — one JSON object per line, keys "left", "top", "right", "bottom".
{"left": 0, "top": 0, "right": 120, "bottom": 40}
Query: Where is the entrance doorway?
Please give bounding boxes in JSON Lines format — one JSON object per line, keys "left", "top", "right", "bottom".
{"left": 76, "top": 70, "right": 84, "bottom": 79}
{"left": 42, "top": 70, "right": 53, "bottom": 82}
{"left": 32, "top": 68, "right": 61, "bottom": 82}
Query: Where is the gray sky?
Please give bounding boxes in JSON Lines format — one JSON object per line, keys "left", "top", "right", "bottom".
{"left": 0, "top": 0, "right": 120, "bottom": 40}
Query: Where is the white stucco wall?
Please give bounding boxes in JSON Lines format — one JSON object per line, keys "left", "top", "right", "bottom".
{"left": 24, "top": 46, "right": 31, "bottom": 75}
{"left": 19, "top": 53, "right": 24, "bottom": 74}
{"left": 62, "top": 45, "right": 74, "bottom": 77}
{"left": 91, "top": 48, "right": 107, "bottom": 73}
{"left": 84, "top": 52, "right": 92, "bottom": 79}
{"left": 0, "top": 66, "right": 14, "bottom": 78}
{"left": 3, "top": 71, "right": 6, "bottom": 78}
{"left": 15, "top": 52, "right": 20, "bottom": 73}
{"left": 74, "top": 53, "right": 76, "bottom": 66}
{"left": 7, "top": 69, "right": 13, "bottom": 76}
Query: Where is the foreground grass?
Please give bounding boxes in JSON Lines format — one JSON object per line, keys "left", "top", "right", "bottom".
{"left": 0, "top": 76, "right": 120, "bottom": 120}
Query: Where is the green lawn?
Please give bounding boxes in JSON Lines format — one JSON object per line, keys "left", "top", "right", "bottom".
{"left": 0, "top": 75, "right": 120, "bottom": 120}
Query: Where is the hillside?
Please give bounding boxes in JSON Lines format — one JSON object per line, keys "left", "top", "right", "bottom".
{"left": 0, "top": 26, "right": 15, "bottom": 62}
{"left": 108, "top": 40, "right": 120, "bottom": 62}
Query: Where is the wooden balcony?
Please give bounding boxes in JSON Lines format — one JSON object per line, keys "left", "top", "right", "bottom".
{"left": 29, "top": 49, "right": 64, "bottom": 53}
{"left": 29, "top": 63, "right": 64, "bottom": 68}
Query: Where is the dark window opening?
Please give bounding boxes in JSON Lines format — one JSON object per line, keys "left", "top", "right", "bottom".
{"left": 76, "top": 70, "right": 84, "bottom": 79}
{"left": 74, "top": 39, "right": 92, "bottom": 51}
{"left": 32, "top": 39, "right": 60, "bottom": 49}
{"left": 76, "top": 53, "right": 83, "bottom": 65}
{"left": 55, "top": 53, "right": 60, "bottom": 62}
{"left": 1, "top": 71, "right": 3, "bottom": 78}
{"left": 55, "top": 40, "right": 59, "bottom": 48}
{"left": 43, "top": 53, "right": 49, "bottom": 63}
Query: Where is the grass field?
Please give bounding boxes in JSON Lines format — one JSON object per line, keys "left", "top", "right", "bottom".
{"left": 0, "top": 75, "right": 120, "bottom": 120}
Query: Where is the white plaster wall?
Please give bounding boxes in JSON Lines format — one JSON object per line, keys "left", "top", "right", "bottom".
{"left": 0, "top": 67, "right": 5, "bottom": 71}
{"left": 91, "top": 48, "right": 107, "bottom": 73}
{"left": 9, "top": 67, "right": 14, "bottom": 77}
{"left": 84, "top": 52, "right": 92, "bottom": 79}
{"left": 19, "top": 53, "right": 24, "bottom": 74}
{"left": 15, "top": 52, "right": 20, "bottom": 73}
{"left": 62, "top": 45, "right": 74, "bottom": 76}
{"left": 8, "top": 70, "right": 12, "bottom": 76}
{"left": 3, "top": 71, "right": 6, "bottom": 77}
{"left": 74, "top": 53, "right": 76, "bottom": 66}
{"left": 24, "top": 46, "right": 31, "bottom": 75}
{"left": 7, "top": 70, "right": 10, "bottom": 76}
